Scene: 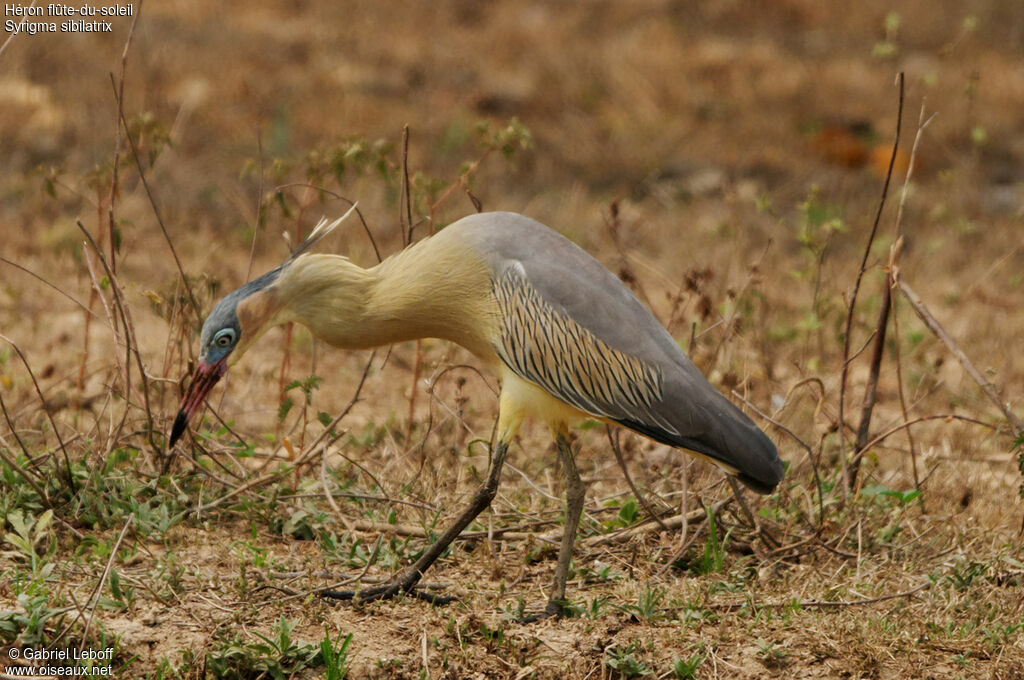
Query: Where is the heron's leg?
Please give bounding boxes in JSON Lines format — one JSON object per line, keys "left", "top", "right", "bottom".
{"left": 545, "top": 431, "right": 586, "bottom": 616}
{"left": 321, "top": 439, "right": 509, "bottom": 604}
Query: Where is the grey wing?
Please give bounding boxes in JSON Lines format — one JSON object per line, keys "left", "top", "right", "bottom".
{"left": 492, "top": 264, "right": 680, "bottom": 436}
{"left": 459, "top": 212, "right": 783, "bottom": 493}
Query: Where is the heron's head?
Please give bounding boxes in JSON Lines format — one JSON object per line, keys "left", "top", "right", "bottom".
{"left": 169, "top": 268, "right": 282, "bottom": 447}
{"left": 167, "top": 206, "right": 357, "bottom": 449}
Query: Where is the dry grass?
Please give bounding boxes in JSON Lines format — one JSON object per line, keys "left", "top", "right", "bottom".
{"left": 2, "top": 2, "right": 1023, "bottom": 678}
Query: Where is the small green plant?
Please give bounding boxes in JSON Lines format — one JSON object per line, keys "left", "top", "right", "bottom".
{"left": 606, "top": 642, "right": 652, "bottom": 678}
{"left": 678, "top": 604, "right": 716, "bottom": 629}
{"left": 321, "top": 626, "right": 354, "bottom": 680}
{"left": 872, "top": 11, "right": 901, "bottom": 59}
{"left": 476, "top": 117, "right": 533, "bottom": 160}
{"left": 102, "top": 568, "right": 135, "bottom": 611}
{"left": 130, "top": 497, "right": 185, "bottom": 538}
{"left": 4, "top": 509, "right": 55, "bottom": 577}
{"left": 946, "top": 558, "right": 989, "bottom": 591}
{"left": 577, "top": 561, "right": 619, "bottom": 583}
{"left": 207, "top": 616, "right": 325, "bottom": 679}
{"left": 586, "top": 596, "right": 610, "bottom": 619}
{"left": 755, "top": 639, "right": 788, "bottom": 668}
{"left": 860, "top": 483, "right": 922, "bottom": 543}
{"left": 555, "top": 598, "right": 586, "bottom": 618}
{"left": 697, "top": 505, "right": 726, "bottom": 574}
{"left": 478, "top": 621, "right": 506, "bottom": 650}
{"left": 672, "top": 652, "right": 705, "bottom": 679}
{"left": 618, "top": 497, "right": 640, "bottom": 525}
{"left": 860, "top": 484, "right": 921, "bottom": 507}
{"left": 501, "top": 594, "right": 528, "bottom": 621}
{"left": 0, "top": 593, "right": 68, "bottom": 647}
{"left": 278, "top": 375, "right": 323, "bottom": 423}
{"left": 605, "top": 496, "right": 639, "bottom": 528}
{"left": 617, "top": 584, "right": 666, "bottom": 623}
{"left": 275, "top": 506, "right": 332, "bottom": 540}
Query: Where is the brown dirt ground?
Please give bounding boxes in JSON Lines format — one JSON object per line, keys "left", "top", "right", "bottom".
{"left": 2, "top": 1, "right": 1023, "bottom": 678}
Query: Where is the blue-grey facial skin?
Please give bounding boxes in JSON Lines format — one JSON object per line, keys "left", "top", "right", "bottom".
{"left": 198, "top": 303, "right": 241, "bottom": 365}
{"left": 170, "top": 266, "right": 283, "bottom": 448}
{"left": 197, "top": 267, "right": 283, "bottom": 362}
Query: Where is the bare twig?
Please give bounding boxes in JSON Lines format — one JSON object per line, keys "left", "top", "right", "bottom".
{"left": 896, "top": 280, "right": 1023, "bottom": 435}
{"left": 272, "top": 536, "right": 384, "bottom": 604}
{"left": 0, "top": 0, "right": 35, "bottom": 58}
{"left": 108, "top": 0, "right": 142, "bottom": 273}
{"left": 606, "top": 426, "right": 671, "bottom": 530}
{"left": 80, "top": 241, "right": 131, "bottom": 453}
{"left": 0, "top": 394, "right": 51, "bottom": 506}
{"left": 279, "top": 491, "right": 438, "bottom": 513}
{"left": 889, "top": 107, "right": 938, "bottom": 496}
{"left": 77, "top": 514, "right": 135, "bottom": 654}
{"left": 273, "top": 186, "right": 382, "bottom": 263}
{"left": 850, "top": 104, "right": 938, "bottom": 489}
{"left": 401, "top": 124, "right": 414, "bottom": 246}
{"left": 77, "top": 221, "right": 159, "bottom": 454}
{"left": 849, "top": 270, "right": 892, "bottom": 489}
{"left": 654, "top": 514, "right": 708, "bottom": 578}
{"left": 858, "top": 413, "right": 1000, "bottom": 454}
{"left": 838, "top": 72, "right": 904, "bottom": 493}
{"left": 0, "top": 333, "right": 75, "bottom": 493}
{"left": 111, "top": 77, "right": 202, "bottom": 325}
{"left": 429, "top": 149, "right": 494, "bottom": 223}
{"left": 703, "top": 580, "right": 930, "bottom": 612}
{"left": 586, "top": 499, "right": 731, "bottom": 547}
{"left": 246, "top": 132, "right": 266, "bottom": 282}
{"left": 732, "top": 389, "right": 824, "bottom": 527}
{"left": 192, "top": 353, "right": 379, "bottom": 515}
{"left": 710, "top": 239, "right": 772, "bottom": 367}
{"left": 0, "top": 257, "right": 107, "bottom": 324}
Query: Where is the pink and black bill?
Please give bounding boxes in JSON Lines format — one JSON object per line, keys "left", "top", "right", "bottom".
{"left": 169, "top": 357, "right": 228, "bottom": 447}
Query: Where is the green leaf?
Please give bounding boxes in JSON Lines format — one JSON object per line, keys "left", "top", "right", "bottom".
{"left": 278, "top": 396, "right": 294, "bottom": 423}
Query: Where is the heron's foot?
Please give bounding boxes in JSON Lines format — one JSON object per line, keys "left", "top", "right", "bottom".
{"left": 514, "top": 598, "right": 570, "bottom": 624}
{"left": 319, "top": 581, "right": 457, "bottom": 606}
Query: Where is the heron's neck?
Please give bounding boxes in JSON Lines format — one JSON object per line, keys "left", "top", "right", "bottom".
{"left": 273, "top": 239, "right": 498, "bottom": 359}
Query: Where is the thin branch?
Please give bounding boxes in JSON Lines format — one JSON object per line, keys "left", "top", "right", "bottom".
{"left": 858, "top": 413, "right": 1000, "bottom": 455}
{"left": 850, "top": 104, "right": 938, "bottom": 489}
{"left": 838, "top": 72, "right": 904, "bottom": 493}
{"left": 111, "top": 76, "right": 202, "bottom": 325}
{"left": 0, "top": 0, "right": 35, "bottom": 58}
{"left": 703, "top": 580, "right": 930, "bottom": 612}
{"left": 191, "top": 353, "right": 379, "bottom": 515}
{"left": 107, "top": 0, "right": 142, "bottom": 273}
{"left": 849, "top": 270, "right": 892, "bottom": 489}
{"left": 77, "top": 514, "right": 135, "bottom": 655}
{"left": 606, "top": 426, "right": 671, "bottom": 530}
{"left": 732, "top": 389, "right": 824, "bottom": 527}
{"left": 401, "top": 124, "right": 413, "bottom": 246}
{"left": 0, "top": 395, "right": 51, "bottom": 507}
{"left": 0, "top": 333, "right": 75, "bottom": 493}
{"left": 246, "top": 132, "right": 266, "bottom": 282}
{"left": 273, "top": 184, "right": 382, "bottom": 262}
{"left": 889, "top": 106, "right": 938, "bottom": 495}
{"left": 586, "top": 498, "right": 732, "bottom": 547}
{"left": 77, "top": 220, "right": 159, "bottom": 454}
{"left": 896, "top": 279, "right": 1023, "bottom": 436}
{"left": 0, "top": 257, "right": 107, "bottom": 324}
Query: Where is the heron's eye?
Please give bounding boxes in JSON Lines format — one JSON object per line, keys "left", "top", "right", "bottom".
{"left": 213, "top": 328, "right": 236, "bottom": 348}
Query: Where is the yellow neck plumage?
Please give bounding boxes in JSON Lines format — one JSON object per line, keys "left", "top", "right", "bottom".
{"left": 234, "top": 232, "right": 502, "bottom": 364}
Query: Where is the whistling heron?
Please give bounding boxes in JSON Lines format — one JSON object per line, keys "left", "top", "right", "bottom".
{"left": 170, "top": 207, "right": 783, "bottom": 616}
